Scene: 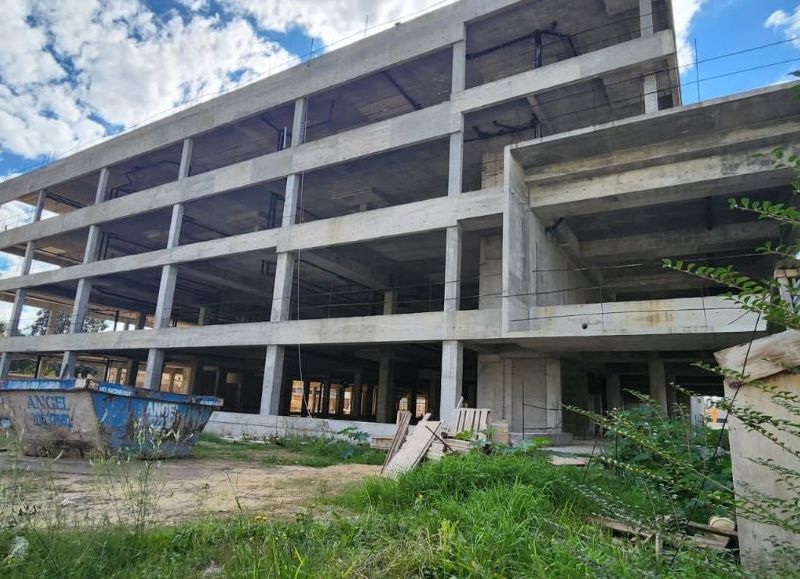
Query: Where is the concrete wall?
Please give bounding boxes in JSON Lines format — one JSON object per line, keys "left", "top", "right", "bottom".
{"left": 206, "top": 411, "right": 397, "bottom": 441}
{"left": 723, "top": 372, "right": 800, "bottom": 570}
{"left": 476, "top": 353, "right": 567, "bottom": 442}
{"left": 479, "top": 235, "right": 502, "bottom": 309}
{"left": 529, "top": 211, "right": 591, "bottom": 308}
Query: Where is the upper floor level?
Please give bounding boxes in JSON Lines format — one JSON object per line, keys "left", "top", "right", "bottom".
{"left": 0, "top": 0, "right": 677, "bottom": 251}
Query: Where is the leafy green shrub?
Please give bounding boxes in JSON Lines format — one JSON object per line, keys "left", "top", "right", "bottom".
{"left": 570, "top": 393, "right": 734, "bottom": 523}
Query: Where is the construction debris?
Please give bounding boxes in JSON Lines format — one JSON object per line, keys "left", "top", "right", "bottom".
{"left": 381, "top": 403, "right": 492, "bottom": 477}
{"left": 382, "top": 414, "right": 441, "bottom": 478}
{"left": 590, "top": 516, "right": 738, "bottom": 554}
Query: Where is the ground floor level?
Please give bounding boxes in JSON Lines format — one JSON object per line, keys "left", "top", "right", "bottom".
{"left": 4, "top": 339, "right": 726, "bottom": 442}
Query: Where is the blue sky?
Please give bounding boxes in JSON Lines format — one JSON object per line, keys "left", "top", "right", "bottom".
{"left": 0, "top": 0, "right": 800, "bottom": 180}
{"left": 682, "top": 0, "right": 800, "bottom": 104}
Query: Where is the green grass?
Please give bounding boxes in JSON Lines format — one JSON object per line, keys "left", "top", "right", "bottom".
{"left": 192, "top": 432, "right": 385, "bottom": 468}
{"left": 0, "top": 452, "right": 741, "bottom": 578}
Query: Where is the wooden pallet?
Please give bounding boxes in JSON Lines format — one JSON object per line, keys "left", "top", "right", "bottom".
{"left": 449, "top": 408, "right": 491, "bottom": 436}
{"left": 425, "top": 438, "right": 474, "bottom": 461}
{"left": 382, "top": 416, "right": 441, "bottom": 478}
{"left": 380, "top": 411, "right": 413, "bottom": 474}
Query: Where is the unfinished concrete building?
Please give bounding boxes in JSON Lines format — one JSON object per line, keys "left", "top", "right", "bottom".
{"left": 0, "top": 0, "right": 794, "bottom": 442}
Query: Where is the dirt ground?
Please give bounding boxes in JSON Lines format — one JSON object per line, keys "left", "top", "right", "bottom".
{"left": 0, "top": 452, "right": 380, "bottom": 526}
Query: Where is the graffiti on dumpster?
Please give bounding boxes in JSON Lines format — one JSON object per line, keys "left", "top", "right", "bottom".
{"left": 144, "top": 401, "right": 178, "bottom": 430}
{"left": 26, "top": 394, "right": 73, "bottom": 428}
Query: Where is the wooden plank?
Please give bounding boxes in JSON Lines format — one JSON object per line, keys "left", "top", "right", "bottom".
{"left": 449, "top": 407, "right": 491, "bottom": 436}
{"left": 685, "top": 521, "right": 738, "bottom": 539}
{"left": 383, "top": 417, "right": 441, "bottom": 478}
{"left": 715, "top": 329, "right": 800, "bottom": 382}
{"left": 380, "top": 411, "right": 412, "bottom": 474}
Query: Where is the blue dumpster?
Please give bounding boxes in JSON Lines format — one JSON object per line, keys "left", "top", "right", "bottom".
{"left": 0, "top": 379, "right": 222, "bottom": 458}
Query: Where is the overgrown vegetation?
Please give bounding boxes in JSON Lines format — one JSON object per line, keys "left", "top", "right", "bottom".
{"left": 1, "top": 451, "right": 738, "bottom": 578}
{"left": 193, "top": 431, "right": 385, "bottom": 468}
{"left": 571, "top": 393, "right": 734, "bottom": 524}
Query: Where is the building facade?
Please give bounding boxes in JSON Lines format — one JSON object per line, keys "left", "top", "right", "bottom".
{"left": 0, "top": 0, "right": 794, "bottom": 441}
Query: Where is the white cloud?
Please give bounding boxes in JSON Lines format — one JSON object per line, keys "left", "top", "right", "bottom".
{"left": 220, "top": 0, "right": 458, "bottom": 51}
{"left": 765, "top": 6, "right": 800, "bottom": 47}
{"left": 672, "top": 0, "right": 706, "bottom": 71}
{"left": 0, "top": 0, "right": 294, "bottom": 162}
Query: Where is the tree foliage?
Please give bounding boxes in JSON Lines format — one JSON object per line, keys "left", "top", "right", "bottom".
{"left": 27, "top": 309, "right": 107, "bottom": 336}
{"left": 575, "top": 98, "right": 800, "bottom": 573}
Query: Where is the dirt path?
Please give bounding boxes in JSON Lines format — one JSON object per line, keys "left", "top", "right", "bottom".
{"left": 0, "top": 453, "right": 379, "bottom": 526}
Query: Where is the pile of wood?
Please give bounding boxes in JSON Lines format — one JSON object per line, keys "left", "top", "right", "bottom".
{"left": 591, "top": 516, "right": 738, "bottom": 555}
{"left": 380, "top": 403, "right": 491, "bottom": 478}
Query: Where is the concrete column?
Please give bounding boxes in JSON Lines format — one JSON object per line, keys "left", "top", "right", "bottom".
{"left": 448, "top": 40, "right": 465, "bottom": 196}
{"left": 7, "top": 287, "right": 28, "bottom": 337}
{"left": 322, "top": 382, "right": 331, "bottom": 415}
{"left": 648, "top": 359, "right": 669, "bottom": 414}
{"left": 335, "top": 384, "right": 345, "bottom": 416}
{"left": 545, "top": 358, "right": 561, "bottom": 431}
{"left": 430, "top": 372, "right": 442, "bottom": 419}
{"left": 178, "top": 137, "right": 193, "bottom": 179}
{"left": 259, "top": 98, "right": 307, "bottom": 416}
{"left": 376, "top": 354, "right": 394, "bottom": 422}
{"left": 45, "top": 307, "right": 59, "bottom": 335}
{"left": 188, "top": 359, "right": 202, "bottom": 394}
{"left": 291, "top": 96, "right": 308, "bottom": 148}
{"left": 0, "top": 191, "right": 47, "bottom": 375}
{"left": 638, "top": 0, "right": 658, "bottom": 113}
{"left": 351, "top": 370, "right": 363, "bottom": 419}
{"left": 270, "top": 253, "right": 296, "bottom": 322}
{"left": 448, "top": 40, "right": 466, "bottom": 198}
{"left": 440, "top": 340, "right": 463, "bottom": 425}
{"left": 0, "top": 353, "right": 11, "bottom": 378}
{"left": 143, "top": 140, "right": 191, "bottom": 390}
{"left": 60, "top": 168, "right": 110, "bottom": 379}
{"left": 32, "top": 190, "right": 46, "bottom": 222}
{"left": 259, "top": 345, "right": 285, "bottom": 415}
{"left": 452, "top": 39, "right": 466, "bottom": 94}
{"left": 444, "top": 225, "right": 462, "bottom": 312}
{"left": 383, "top": 290, "right": 397, "bottom": 315}
{"left": 639, "top": 0, "right": 654, "bottom": 37}
{"left": 135, "top": 312, "right": 147, "bottom": 329}
{"left": 666, "top": 368, "right": 678, "bottom": 412}
{"left": 606, "top": 372, "right": 623, "bottom": 411}
{"left": 643, "top": 74, "right": 659, "bottom": 114}
{"left": 197, "top": 306, "right": 207, "bottom": 326}
{"left": 143, "top": 349, "right": 165, "bottom": 391}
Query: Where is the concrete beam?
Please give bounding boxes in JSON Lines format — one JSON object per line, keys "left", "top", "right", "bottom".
{"left": 0, "top": 188, "right": 502, "bottom": 293}
{"left": 302, "top": 248, "right": 392, "bottom": 291}
{"left": 451, "top": 31, "right": 673, "bottom": 115}
{"left": 0, "top": 309, "right": 498, "bottom": 352}
{"left": 0, "top": 296, "right": 763, "bottom": 354}
{"left": 522, "top": 296, "right": 765, "bottom": 338}
{"left": 531, "top": 149, "right": 788, "bottom": 218}
{"left": 580, "top": 221, "right": 780, "bottom": 261}
{"left": 0, "top": 103, "right": 453, "bottom": 249}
